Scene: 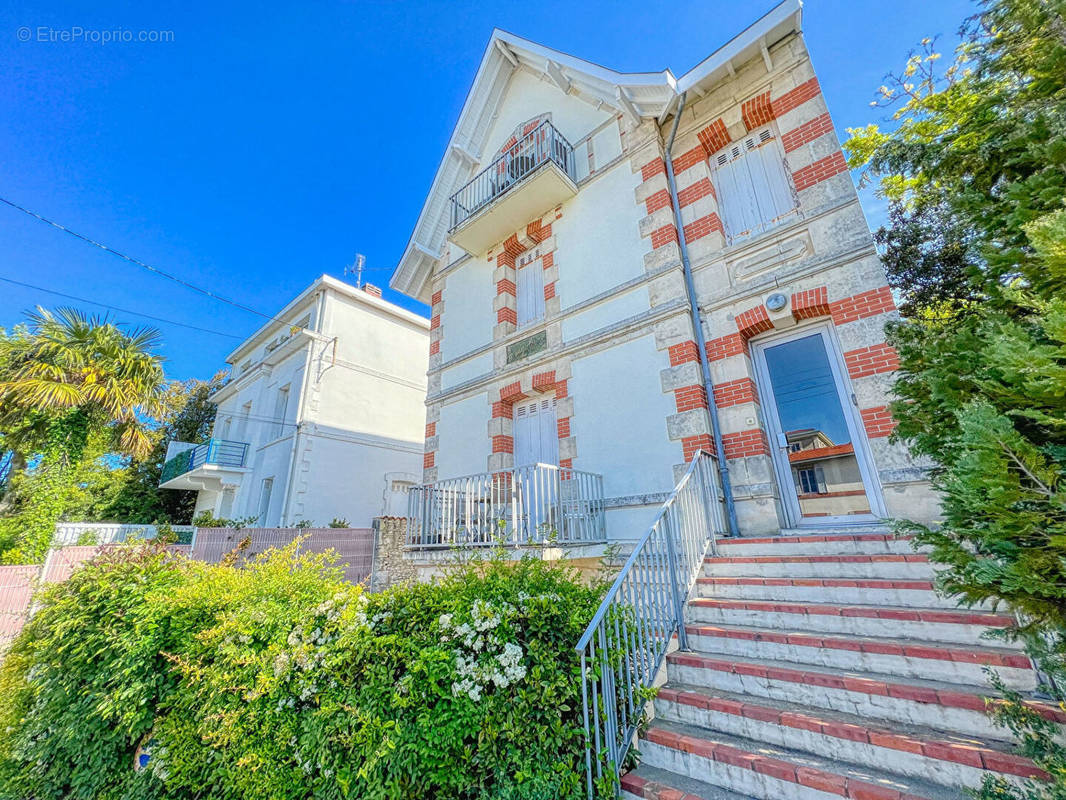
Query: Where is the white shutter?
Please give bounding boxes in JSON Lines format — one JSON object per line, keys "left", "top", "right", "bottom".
{"left": 712, "top": 127, "right": 797, "bottom": 243}
{"left": 516, "top": 262, "right": 545, "bottom": 326}
{"left": 514, "top": 402, "right": 535, "bottom": 467}
{"left": 513, "top": 396, "right": 557, "bottom": 465}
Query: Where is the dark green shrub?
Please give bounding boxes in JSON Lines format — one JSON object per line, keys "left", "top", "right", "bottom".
{"left": 0, "top": 542, "right": 186, "bottom": 800}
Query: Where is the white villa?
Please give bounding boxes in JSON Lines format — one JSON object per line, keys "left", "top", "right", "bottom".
{"left": 390, "top": 1, "right": 936, "bottom": 552}
{"left": 160, "top": 275, "right": 429, "bottom": 528}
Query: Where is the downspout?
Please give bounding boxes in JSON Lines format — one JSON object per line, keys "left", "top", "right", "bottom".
{"left": 664, "top": 92, "right": 740, "bottom": 537}
{"left": 279, "top": 290, "right": 325, "bottom": 526}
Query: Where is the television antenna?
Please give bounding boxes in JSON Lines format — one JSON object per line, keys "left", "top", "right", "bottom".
{"left": 344, "top": 253, "right": 366, "bottom": 288}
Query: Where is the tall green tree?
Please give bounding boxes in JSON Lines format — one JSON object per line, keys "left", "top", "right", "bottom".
{"left": 104, "top": 372, "right": 226, "bottom": 525}
{"left": 846, "top": 2, "right": 1066, "bottom": 795}
{"left": 0, "top": 308, "right": 167, "bottom": 562}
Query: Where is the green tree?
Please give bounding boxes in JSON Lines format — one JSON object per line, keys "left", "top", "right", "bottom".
{"left": 845, "top": 1, "right": 1066, "bottom": 796}
{"left": 0, "top": 308, "right": 167, "bottom": 562}
{"left": 104, "top": 372, "right": 227, "bottom": 525}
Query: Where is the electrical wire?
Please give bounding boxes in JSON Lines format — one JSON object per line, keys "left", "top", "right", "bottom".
{"left": 1, "top": 195, "right": 298, "bottom": 325}
{"left": 0, "top": 275, "right": 245, "bottom": 340}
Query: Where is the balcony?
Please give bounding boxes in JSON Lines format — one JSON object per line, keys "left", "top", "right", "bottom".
{"left": 159, "top": 438, "right": 250, "bottom": 490}
{"left": 405, "top": 463, "right": 605, "bottom": 550}
{"left": 449, "top": 120, "right": 578, "bottom": 255}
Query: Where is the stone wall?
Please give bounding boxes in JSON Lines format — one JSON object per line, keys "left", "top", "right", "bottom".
{"left": 369, "top": 517, "right": 418, "bottom": 591}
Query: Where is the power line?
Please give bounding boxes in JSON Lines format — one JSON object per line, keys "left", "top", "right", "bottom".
{"left": 0, "top": 196, "right": 289, "bottom": 324}
{"left": 0, "top": 275, "right": 244, "bottom": 340}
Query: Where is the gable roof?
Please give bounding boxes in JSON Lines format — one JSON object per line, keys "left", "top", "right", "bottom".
{"left": 390, "top": 0, "right": 803, "bottom": 304}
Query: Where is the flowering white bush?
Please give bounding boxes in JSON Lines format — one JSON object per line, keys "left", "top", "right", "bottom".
{"left": 440, "top": 599, "right": 527, "bottom": 701}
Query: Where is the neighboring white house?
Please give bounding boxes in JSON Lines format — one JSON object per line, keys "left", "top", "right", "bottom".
{"left": 391, "top": 0, "right": 938, "bottom": 551}
{"left": 160, "top": 275, "right": 430, "bottom": 528}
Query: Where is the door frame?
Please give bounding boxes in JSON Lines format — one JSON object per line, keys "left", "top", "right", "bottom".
{"left": 749, "top": 320, "right": 887, "bottom": 527}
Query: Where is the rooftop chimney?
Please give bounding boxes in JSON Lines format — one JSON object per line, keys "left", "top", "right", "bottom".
{"left": 363, "top": 283, "right": 382, "bottom": 298}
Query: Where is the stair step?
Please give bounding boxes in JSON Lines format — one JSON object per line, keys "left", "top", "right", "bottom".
{"left": 695, "top": 577, "right": 979, "bottom": 610}
{"left": 641, "top": 719, "right": 961, "bottom": 800}
{"left": 717, "top": 532, "right": 918, "bottom": 557}
{"left": 622, "top": 764, "right": 754, "bottom": 800}
{"left": 703, "top": 554, "right": 934, "bottom": 580}
{"left": 665, "top": 652, "right": 1064, "bottom": 742}
{"left": 685, "top": 598, "right": 1018, "bottom": 649}
{"left": 654, "top": 684, "right": 1046, "bottom": 789}
{"left": 684, "top": 624, "right": 1035, "bottom": 690}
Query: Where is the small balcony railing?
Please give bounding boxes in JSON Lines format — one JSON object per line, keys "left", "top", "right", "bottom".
{"left": 160, "top": 439, "right": 249, "bottom": 484}
{"left": 449, "top": 120, "right": 576, "bottom": 232}
{"left": 405, "top": 463, "right": 605, "bottom": 549}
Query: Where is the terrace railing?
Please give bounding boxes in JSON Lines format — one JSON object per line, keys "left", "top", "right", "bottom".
{"left": 160, "top": 438, "right": 249, "bottom": 484}
{"left": 405, "top": 463, "right": 605, "bottom": 549}
{"left": 449, "top": 119, "right": 576, "bottom": 232}
{"left": 575, "top": 450, "right": 727, "bottom": 798}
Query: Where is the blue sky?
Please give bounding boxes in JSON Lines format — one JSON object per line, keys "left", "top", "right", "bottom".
{"left": 0, "top": 0, "right": 972, "bottom": 381}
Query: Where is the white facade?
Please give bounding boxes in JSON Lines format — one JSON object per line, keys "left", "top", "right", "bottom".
{"left": 393, "top": 1, "right": 938, "bottom": 545}
{"left": 161, "top": 276, "right": 429, "bottom": 528}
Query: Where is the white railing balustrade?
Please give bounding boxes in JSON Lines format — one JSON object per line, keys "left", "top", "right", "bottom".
{"left": 53, "top": 522, "right": 196, "bottom": 546}
{"left": 405, "top": 463, "right": 605, "bottom": 549}
{"left": 575, "top": 450, "right": 727, "bottom": 798}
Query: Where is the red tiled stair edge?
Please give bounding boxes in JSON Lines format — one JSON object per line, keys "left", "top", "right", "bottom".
{"left": 687, "top": 598, "right": 1015, "bottom": 627}
{"left": 655, "top": 687, "right": 1047, "bottom": 780}
{"left": 642, "top": 725, "right": 933, "bottom": 800}
{"left": 620, "top": 772, "right": 706, "bottom": 800}
{"left": 718, "top": 533, "right": 913, "bottom": 545}
{"left": 698, "top": 577, "right": 934, "bottom": 589}
{"left": 705, "top": 554, "right": 929, "bottom": 564}
{"left": 684, "top": 624, "right": 1033, "bottom": 669}
{"left": 666, "top": 652, "right": 1066, "bottom": 723}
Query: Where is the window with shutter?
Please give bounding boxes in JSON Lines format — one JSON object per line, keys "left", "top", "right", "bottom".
{"left": 712, "top": 127, "right": 797, "bottom": 244}
{"left": 516, "top": 260, "right": 545, "bottom": 326}
{"left": 513, "top": 396, "right": 558, "bottom": 466}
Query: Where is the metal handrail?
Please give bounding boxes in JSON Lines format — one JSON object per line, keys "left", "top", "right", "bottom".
{"left": 160, "top": 438, "right": 249, "bottom": 483}
{"left": 405, "top": 462, "right": 605, "bottom": 549}
{"left": 575, "top": 450, "right": 726, "bottom": 798}
{"left": 449, "top": 119, "right": 576, "bottom": 231}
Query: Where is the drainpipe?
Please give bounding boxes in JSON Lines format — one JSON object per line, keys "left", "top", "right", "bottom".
{"left": 279, "top": 290, "right": 325, "bottom": 525}
{"left": 664, "top": 92, "right": 740, "bottom": 537}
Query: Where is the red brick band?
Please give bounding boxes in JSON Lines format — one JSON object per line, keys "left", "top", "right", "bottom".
{"left": 845, "top": 343, "right": 899, "bottom": 379}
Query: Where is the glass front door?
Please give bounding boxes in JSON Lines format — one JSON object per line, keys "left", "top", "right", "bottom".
{"left": 753, "top": 325, "right": 884, "bottom": 525}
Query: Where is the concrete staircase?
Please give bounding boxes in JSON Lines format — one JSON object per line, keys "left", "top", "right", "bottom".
{"left": 620, "top": 529, "right": 1057, "bottom": 800}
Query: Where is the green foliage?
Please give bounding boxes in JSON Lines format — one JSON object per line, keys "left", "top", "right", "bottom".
{"left": 846, "top": 2, "right": 1066, "bottom": 795}
{"left": 0, "top": 542, "right": 187, "bottom": 799}
{"left": 104, "top": 374, "right": 226, "bottom": 526}
{"left": 0, "top": 308, "right": 171, "bottom": 561}
{"left": 0, "top": 410, "right": 95, "bottom": 562}
{"left": 0, "top": 546, "right": 605, "bottom": 799}
{"left": 328, "top": 518, "right": 349, "bottom": 528}
{"left": 971, "top": 632, "right": 1066, "bottom": 800}
{"left": 190, "top": 511, "right": 257, "bottom": 529}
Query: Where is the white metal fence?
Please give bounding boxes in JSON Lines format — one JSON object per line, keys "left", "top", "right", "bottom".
{"left": 405, "top": 463, "right": 606, "bottom": 549}
{"left": 53, "top": 522, "right": 195, "bottom": 546}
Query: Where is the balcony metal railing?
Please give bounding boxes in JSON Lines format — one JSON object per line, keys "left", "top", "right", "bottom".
{"left": 575, "top": 450, "right": 727, "bottom": 799}
{"left": 160, "top": 439, "right": 249, "bottom": 484}
{"left": 449, "top": 120, "right": 576, "bottom": 232}
{"left": 405, "top": 463, "right": 605, "bottom": 549}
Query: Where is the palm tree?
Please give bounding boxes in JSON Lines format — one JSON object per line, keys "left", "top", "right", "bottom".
{"left": 0, "top": 307, "right": 167, "bottom": 460}
{"left": 0, "top": 308, "right": 169, "bottom": 561}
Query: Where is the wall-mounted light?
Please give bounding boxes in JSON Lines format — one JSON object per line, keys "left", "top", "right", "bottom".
{"left": 765, "top": 292, "right": 788, "bottom": 312}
